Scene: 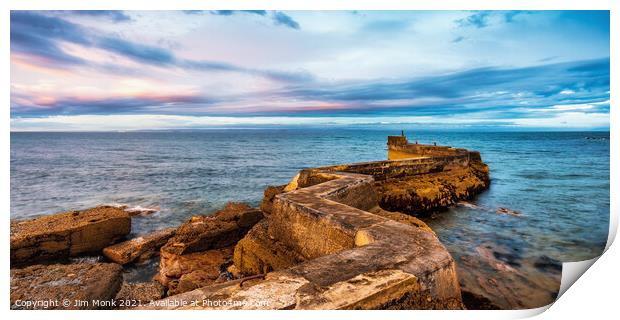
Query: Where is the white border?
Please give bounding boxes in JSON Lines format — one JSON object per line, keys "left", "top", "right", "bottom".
{"left": 2, "top": 1, "right": 616, "bottom": 319}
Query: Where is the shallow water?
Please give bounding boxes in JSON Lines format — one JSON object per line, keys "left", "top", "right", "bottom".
{"left": 10, "top": 128, "right": 609, "bottom": 308}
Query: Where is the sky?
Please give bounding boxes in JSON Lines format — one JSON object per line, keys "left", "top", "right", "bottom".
{"left": 10, "top": 10, "right": 610, "bottom": 131}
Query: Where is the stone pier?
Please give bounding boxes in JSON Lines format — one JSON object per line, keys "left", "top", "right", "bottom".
{"left": 143, "top": 135, "right": 488, "bottom": 310}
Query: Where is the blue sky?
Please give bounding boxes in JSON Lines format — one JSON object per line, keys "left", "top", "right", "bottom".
{"left": 10, "top": 10, "right": 610, "bottom": 131}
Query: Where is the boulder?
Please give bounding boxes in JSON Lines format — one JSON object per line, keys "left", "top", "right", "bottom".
{"left": 233, "top": 220, "right": 305, "bottom": 276}
{"left": 11, "top": 206, "right": 131, "bottom": 266}
{"left": 155, "top": 203, "right": 262, "bottom": 295}
{"left": 115, "top": 281, "right": 165, "bottom": 307}
{"left": 103, "top": 228, "right": 176, "bottom": 265}
{"left": 158, "top": 246, "right": 234, "bottom": 296}
{"left": 161, "top": 202, "right": 262, "bottom": 256}
{"left": 10, "top": 262, "right": 123, "bottom": 310}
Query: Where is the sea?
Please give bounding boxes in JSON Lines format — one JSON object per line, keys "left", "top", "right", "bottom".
{"left": 10, "top": 128, "right": 610, "bottom": 309}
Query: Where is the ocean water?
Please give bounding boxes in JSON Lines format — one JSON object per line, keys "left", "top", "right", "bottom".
{"left": 10, "top": 129, "right": 609, "bottom": 308}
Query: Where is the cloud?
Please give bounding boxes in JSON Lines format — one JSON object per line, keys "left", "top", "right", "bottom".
{"left": 272, "top": 58, "right": 609, "bottom": 117}
{"left": 65, "top": 10, "right": 131, "bottom": 22}
{"left": 456, "top": 11, "right": 532, "bottom": 29}
{"left": 97, "top": 37, "right": 176, "bottom": 65}
{"left": 180, "top": 60, "right": 314, "bottom": 83}
{"left": 10, "top": 11, "right": 610, "bottom": 130}
{"left": 11, "top": 56, "right": 609, "bottom": 120}
{"left": 185, "top": 10, "right": 300, "bottom": 29}
{"left": 11, "top": 93, "right": 214, "bottom": 116}
{"left": 271, "top": 11, "right": 300, "bottom": 29}
{"left": 10, "top": 11, "right": 310, "bottom": 81}
{"left": 210, "top": 10, "right": 267, "bottom": 17}
{"left": 502, "top": 11, "right": 532, "bottom": 23}
{"left": 456, "top": 12, "right": 490, "bottom": 28}
{"left": 11, "top": 11, "right": 92, "bottom": 65}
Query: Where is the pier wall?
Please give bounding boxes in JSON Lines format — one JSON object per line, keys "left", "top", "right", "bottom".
{"left": 148, "top": 164, "right": 466, "bottom": 310}
{"left": 387, "top": 135, "right": 471, "bottom": 160}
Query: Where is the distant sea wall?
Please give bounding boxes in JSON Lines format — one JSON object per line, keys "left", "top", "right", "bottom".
{"left": 387, "top": 134, "right": 480, "bottom": 160}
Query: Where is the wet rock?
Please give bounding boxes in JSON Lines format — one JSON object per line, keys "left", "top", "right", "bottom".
{"left": 374, "top": 163, "right": 489, "bottom": 216}
{"left": 260, "top": 185, "right": 286, "bottom": 215}
{"left": 534, "top": 255, "right": 562, "bottom": 274}
{"left": 476, "top": 243, "right": 522, "bottom": 273}
{"left": 123, "top": 206, "right": 159, "bottom": 217}
{"left": 103, "top": 228, "right": 176, "bottom": 265}
{"left": 11, "top": 206, "right": 131, "bottom": 266}
{"left": 233, "top": 220, "right": 305, "bottom": 276}
{"left": 161, "top": 202, "right": 262, "bottom": 256}
{"left": 158, "top": 246, "right": 234, "bottom": 296}
{"left": 461, "top": 290, "right": 500, "bottom": 310}
{"left": 115, "top": 281, "right": 165, "bottom": 307}
{"left": 457, "top": 201, "right": 482, "bottom": 210}
{"left": 496, "top": 207, "right": 522, "bottom": 216}
{"left": 10, "top": 262, "right": 123, "bottom": 310}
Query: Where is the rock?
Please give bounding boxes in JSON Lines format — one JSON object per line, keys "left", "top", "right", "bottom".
{"left": 10, "top": 262, "right": 123, "bottom": 310}
{"left": 161, "top": 202, "right": 262, "bottom": 256}
{"left": 457, "top": 201, "right": 482, "bottom": 210}
{"left": 115, "top": 281, "right": 165, "bottom": 307}
{"left": 155, "top": 203, "right": 262, "bottom": 295}
{"left": 533, "top": 255, "right": 562, "bottom": 274}
{"left": 260, "top": 185, "right": 286, "bottom": 215}
{"left": 233, "top": 220, "right": 305, "bottom": 276}
{"left": 158, "top": 246, "right": 234, "bottom": 296}
{"left": 374, "top": 163, "right": 489, "bottom": 216}
{"left": 123, "top": 206, "right": 159, "bottom": 217}
{"left": 103, "top": 228, "right": 176, "bottom": 265}
{"left": 11, "top": 206, "right": 131, "bottom": 266}
{"left": 368, "top": 206, "right": 435, "bottom": 234}
{"left": 496, "top": 207, "right": 522, "bottom": 216}
{"left": 476, "top": 243, "right": 522, "bottom": 272}
{"left": 461, "top": 290, "right": 499, "bottom": 310}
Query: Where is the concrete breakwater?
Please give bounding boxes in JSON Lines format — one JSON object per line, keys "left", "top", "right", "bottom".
{"left": 10, "top": 135, "right": 490, "bottom": 310}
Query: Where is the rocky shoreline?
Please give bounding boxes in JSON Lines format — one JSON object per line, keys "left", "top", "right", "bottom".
{"left": 10, "top": 135, "right": 493, "bottom": 310}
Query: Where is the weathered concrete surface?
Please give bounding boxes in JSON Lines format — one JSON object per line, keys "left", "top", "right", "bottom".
{"left": 11, "top": 206, "right": 131, "bottom": 266}
{"left": 115, "top": 281, "right": 165, "bottom": 307}
{"left": 103, "top": 228, "right": 176, "bottom": 265}
{"left": 10, "top": 262, "right": 123, "bottom": 310}
{"left": 233, "top": 220, "right": 305, "bottom": 276}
